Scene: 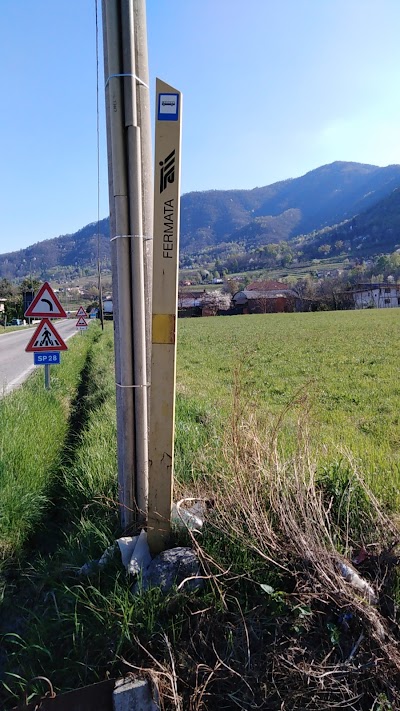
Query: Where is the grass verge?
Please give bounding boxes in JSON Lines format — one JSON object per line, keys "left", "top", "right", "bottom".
{"left": 0, "top": 325, "right": 101, "bottom": 559}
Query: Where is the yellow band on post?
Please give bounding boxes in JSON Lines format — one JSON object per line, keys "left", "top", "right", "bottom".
{"left": 152, "top": 314, "right": 175, "bottom": 345}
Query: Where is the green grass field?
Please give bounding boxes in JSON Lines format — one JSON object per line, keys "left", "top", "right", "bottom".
{"left": 176, "top": 308, "right": 400, "bottom": 504}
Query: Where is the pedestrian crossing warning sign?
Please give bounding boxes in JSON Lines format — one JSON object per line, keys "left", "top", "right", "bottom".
{"left": 25, "top": 318, "right": 68, "bottom": 352}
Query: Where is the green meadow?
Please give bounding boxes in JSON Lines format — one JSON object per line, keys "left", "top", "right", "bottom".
{"left": 176, "top": 308, "right": 400, "bottom": 503}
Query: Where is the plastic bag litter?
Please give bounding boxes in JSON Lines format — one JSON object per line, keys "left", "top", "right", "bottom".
{"left": 79, "top": 500, "right": 206, "bottom": 579}
{"left": 79, "top": 531, "right": 151, "bottom": 577}
{"left": 126, "top": 529, "right": 152, "bottom": 575}
{"left": 171, "top": 500, "right": 205, "bottom": 532}
{"left": 78, "top": 544, "right": 117, "bottom": 575}
{"left": 98, "top": 544, "right": 117, "bottom": 567}
{"left": 117, "top": 535, "right": 139, "bottom": 567}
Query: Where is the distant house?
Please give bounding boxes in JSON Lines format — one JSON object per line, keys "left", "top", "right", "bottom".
{"left": 177, "top": 290, "right": 204, "bottom": 318}
{"left": 179, "top": 298, "right": 202, "bottom": 308}
{"left": 178, "top": 291, "right": 204, "bottom": 309}
{"left": 0, "top": 298, "right": 6, "bottom": 314}
{"left": 233, "top": 280, "right": 299, "bottom": 314}
{"left": 351, "top": 283, "right": 400, "bottom": 309}
{"left": 178, "top": 289, "right": 231, "bottom": 317}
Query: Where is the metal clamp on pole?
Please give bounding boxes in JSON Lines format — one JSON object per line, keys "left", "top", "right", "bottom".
{"left": 105, "top": 72, "right": 149, "bottom": 89}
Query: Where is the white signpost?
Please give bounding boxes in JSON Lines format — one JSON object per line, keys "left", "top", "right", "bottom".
{"left": 148, "top": 79, "right": 182, "bottom": 554}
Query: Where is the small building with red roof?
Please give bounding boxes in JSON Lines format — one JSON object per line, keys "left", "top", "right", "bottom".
{"left": 233, "top": 280, "right": 299, "bottom": 313}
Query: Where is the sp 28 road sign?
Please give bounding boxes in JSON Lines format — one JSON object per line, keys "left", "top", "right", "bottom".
{"left": 34, "top": 352, "right": 61, "bottom": 365}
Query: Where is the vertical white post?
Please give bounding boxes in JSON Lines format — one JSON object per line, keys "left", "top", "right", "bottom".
{"left": 44, "top": 364, "right": 50, "bottom": 390}
{"left": 148, "top": 80, "right": 182, "bottom": 554}
{"left": 121, "top": 0, "right": 148, "bottom": 521}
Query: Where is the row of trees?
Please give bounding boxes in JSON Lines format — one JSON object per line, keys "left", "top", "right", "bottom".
{"left": 0, "top": 277, "right": 41, "bottom": 322}
{"left": 180, "top": 237, "right": 353, "bottom": 276}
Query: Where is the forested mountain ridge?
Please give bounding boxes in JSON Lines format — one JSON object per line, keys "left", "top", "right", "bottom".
{"left": 179, "top": 161, "right": 400, "bottom": 252}
{"left": 300, "top": 185, "right": 400, "bottom": 257}
{"left": 0, "top": 219, "right": 110, "bottom": 281}
{"left": 1, "top": 161, "right": 400, "bottom": 280}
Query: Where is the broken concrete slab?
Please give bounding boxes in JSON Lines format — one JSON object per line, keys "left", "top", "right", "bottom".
{"left": 113, "top": 677, "right": 160, "bottom": 711}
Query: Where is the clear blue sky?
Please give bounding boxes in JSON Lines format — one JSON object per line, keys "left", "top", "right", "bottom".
{"left": 1, "top": 0, "right": 400, "bottom": 255}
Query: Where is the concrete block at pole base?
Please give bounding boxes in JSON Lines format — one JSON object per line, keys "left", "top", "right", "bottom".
{"left": 133, "top": 547, "right": 204, "bottom": 594}
{"left": 113, "top": 677, "right": 160, "bottom": 711}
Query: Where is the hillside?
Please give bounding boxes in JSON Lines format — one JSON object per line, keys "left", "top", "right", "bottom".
{"left": 300, "top": 186, "right": 400, "bottom": 257}
{"left": 0, "top": 219, "right": 110, "bottom": 281}
{"left": 179, "top": 161, "right": 400, "bottom": 252}
{"left": 1, "top": 161, "right": 400, "bottom": 280}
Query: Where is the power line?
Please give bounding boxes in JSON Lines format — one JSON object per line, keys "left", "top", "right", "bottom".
{"left": 95, "top": 0, "right": 104, "bottom": 330}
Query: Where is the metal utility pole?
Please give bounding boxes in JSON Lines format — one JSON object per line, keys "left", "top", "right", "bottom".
{"left": 102, "top": 0, "right": 151, "bottom": 528}
{"left": 121, "top": 0, "right": 148, "bottom": 519}
{"left": 133, "top": 0, "right": 153, "bottom": 413}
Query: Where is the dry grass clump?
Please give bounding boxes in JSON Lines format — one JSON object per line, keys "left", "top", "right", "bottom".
{"left": 165, "top": 385, "right": 400, "bottom": 708}
{"left": 195, "top": 402, "right": 400, "bottom": 709}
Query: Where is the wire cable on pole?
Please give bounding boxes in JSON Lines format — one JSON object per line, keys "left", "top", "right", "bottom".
{"left": 105, "top": 72, "right": 149, "bottom": 89}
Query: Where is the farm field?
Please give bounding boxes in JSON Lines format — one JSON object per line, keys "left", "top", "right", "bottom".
{"left": 176, "top": 308, "right": 400, "bottom": 504}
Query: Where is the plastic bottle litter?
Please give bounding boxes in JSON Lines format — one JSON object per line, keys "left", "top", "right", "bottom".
{"left": 338, "top": 561, "right": 378, "bottom": 604}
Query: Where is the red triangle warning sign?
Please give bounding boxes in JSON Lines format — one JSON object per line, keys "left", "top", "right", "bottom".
{"left": 25, "top": 282, "right": 67, "bottom": 319}
{"left": 25, "top": 318, "right": 68, "bottom": 352}
{"left": 76, "top": 306, "right": 88, "bottom": 318}
{"left": 76, "top": 317, "right": 88, "bottom": 328}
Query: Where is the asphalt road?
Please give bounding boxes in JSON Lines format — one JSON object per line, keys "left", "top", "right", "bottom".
{"left": 0, "top": 319, "right": 79, "bottom": 397}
